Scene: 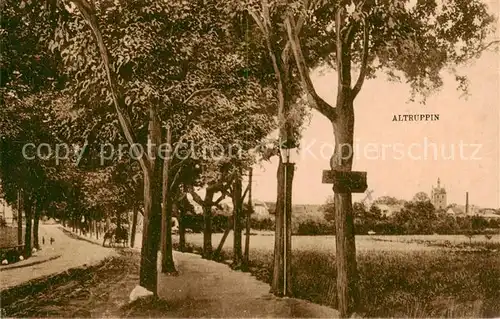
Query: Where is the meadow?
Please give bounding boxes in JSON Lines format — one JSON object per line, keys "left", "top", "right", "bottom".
{"left": 180, "top": 232, "right": 500, "bottom": 253}
{"left": 175, "top": 233, "right": 500, "bottom": 317}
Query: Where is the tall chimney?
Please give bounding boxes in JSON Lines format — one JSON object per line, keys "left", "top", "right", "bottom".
{"left": 465, "top": 192, "right": 469, "bottom": 215}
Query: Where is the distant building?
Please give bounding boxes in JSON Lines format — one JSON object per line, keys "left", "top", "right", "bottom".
{"left": 477, "top": 208, "right": 500, "bottom": 220}
{"left": 446, "top": 204, "right": 480, "bottom": 216}
{"left": 0, "top": 198, "right": 15, "bottom": 225}
{"left": 186, "top": 194, "right": 271, "bottom": 219}
{"left": 431, "top": 178, "right": 447, "bottom": 210}
{"left": 446, "top": 205, "right": 465, "bottom": 216}
{"left": 252, "top": 200, "right": 271, "bottom": 220}
{"left": 268, "top": 203, "right": 322, "bottom": 217}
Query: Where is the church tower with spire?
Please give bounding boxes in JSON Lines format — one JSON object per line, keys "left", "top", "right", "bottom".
{"left": 431, "top": 178, "right": 447, "bottom": 210}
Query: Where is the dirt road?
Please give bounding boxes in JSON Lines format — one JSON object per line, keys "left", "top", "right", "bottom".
{"left": 0, "top": 225, "right": 115, "bottom": 289}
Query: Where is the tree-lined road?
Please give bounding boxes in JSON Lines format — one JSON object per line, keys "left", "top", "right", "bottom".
{"left": 0, "top": 225, "right": 115, "bottom": 290}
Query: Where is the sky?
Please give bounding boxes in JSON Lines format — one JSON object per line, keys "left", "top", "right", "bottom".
{"left": 250, "top": 1, "right": 500, "bottom": 209}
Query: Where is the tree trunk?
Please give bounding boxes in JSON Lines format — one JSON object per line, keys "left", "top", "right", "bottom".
{"left": 269, "top": 50, "right": 294, "bottom": 296}
{"left": 285, "top": 162, "right": 293, "bottom": 294}
{"left": 244, "top": 168, "right": 253, "bottom": 268}
{"left": 78, "top": 214, "right": 82, "bottom": 235}
{"left": 96, "top": 220, "right": 99, "bottom": 240}
{"left": 202, "top": 204, "right": 213, "bottom": 259}
{"left": 139, "top": 159, "right": 162, "bottom": 293}
{"left": 33, "top": 201, "right": 41, "bottom": 250}
{"left": 178, "top": 199, "right": 186, "bottom": 252}
{"left": 271, "top": 161, "right": 293, "bottom": 296}
{"left": 331, "top": 98, "right": 359, "bottom": 316}
{"left": 90, "top": 218, "right": 94, "bottom": 238}
{"left": 161, "top": 191, "right": 176, "bottom": 273}
{"left": 69, "top": 0, "right": 159, "bottom": 295}
{"left": 117, "top": 212, "right": 121, "bottom": 230}
{"left": 130, "top": 207, "right": 138, "bottom": 248}
{"left": 334, "top": 192, "right": 358, "bottom": 316}
{"left": 23, "top": 196, "right": 33, "bottom": 257}
{"left": 17, "top": 189, "right": 23, "bottom": 248}
{"left": 214, "top": 216, "right": 232, "bottom": 259}
{"left": 161, "top": 125, "right": 176, "bottom": 273}
{"left": 232, "top": 174, "right": 243, "bottom": 268}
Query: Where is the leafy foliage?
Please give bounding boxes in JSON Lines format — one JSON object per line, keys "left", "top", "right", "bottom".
{"left": 300, "top": 0, "right": 495, "bottom": 101}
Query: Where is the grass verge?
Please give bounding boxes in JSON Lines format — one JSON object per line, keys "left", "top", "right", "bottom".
{"left": 0, "top": 250, "right": 140, "bottom": 317}
{"left": 175, "top": 242, "right": 500, "bottom": 317}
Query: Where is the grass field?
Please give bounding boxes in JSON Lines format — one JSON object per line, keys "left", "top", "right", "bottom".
{"left": 175, "top": 233, "right": 500, "bottom": 317}
{"left": 179, "top": 232, "right": 500, "bottom": 253}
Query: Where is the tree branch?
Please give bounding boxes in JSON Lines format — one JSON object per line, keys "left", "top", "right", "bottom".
{"left": 169, "top": 149, "right": 192, "bottom": 172}
{"left": 69, "top": 0, "right": 149, "bottom": 173}
{"left": 285, "top": 16, "right": 336, "bottom": 121}
{"left": 169, "top": 165, "right": 182, "bottom": 192}
{"left": 336, "top": 7, "right": 344, "bottom": 100}
{"left": 249, "top": 0, "right": 289, "bottom": 129}
{"left": 188, "top": 188, "right": 204, "bottom": 206}
{"left": 484, "top": 39, "right": 500, "bottom": 50}
{"left": 241, "top": 183, "right": 250, "bottom": 201}
{"left": 213, "top": 194, "right": 226, "bottom": 206}
{"left": 248, "top": 9, "right": 266, "bottom": 34}
{"left": 226, "top": 185, "right": 233, "bottom": 197}
{"left": 352, "top": 22, "right": 369, "bottom": 99}
{"left": 280, "top": 0, "right": 316, "bottom": 66}
{"left": 182, "top": 88, "right": 215, "bottom": 105}
{"left": 261, "top": 0, "right": 271, "bottom": 30}
{"left": 176, "top": 191, "right": 187, "bottom": 202}
{"left": 168, "top": 152, "right": 191, "bottom": 192}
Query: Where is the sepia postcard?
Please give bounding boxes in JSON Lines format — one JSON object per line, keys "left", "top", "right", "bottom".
{"left": 1, "top": 0, "right": 499, "bottom": 318}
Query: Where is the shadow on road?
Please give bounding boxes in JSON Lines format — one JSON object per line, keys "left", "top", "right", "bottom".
{"left": 1, "top": 250, "right": 139, "bottom": 318}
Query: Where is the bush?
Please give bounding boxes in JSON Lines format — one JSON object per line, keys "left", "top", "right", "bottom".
{"left": 180, "top": 214, "right": 204, "bottom": 233}
{"left": 0, "top": 248, "right": 21, "bottom": 264}
{"left": 294, "top": 219, "right": 334, "bottom": 235}
{"left": 354, "top": 210, "right": 497, "bottom": 236}
{"left": 292, "top": 214, "right": 334, "bottom": 236}
{"left": 250, "top": 217, "right": 274, "bottom": 231}
{"left": 212, "top": 215, "right": 230, "bottom": 233}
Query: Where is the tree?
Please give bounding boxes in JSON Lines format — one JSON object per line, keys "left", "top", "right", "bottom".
{"left": 187, "top": 127, "right": 272, "bottom": 262}
{"left": 367, "top": 205, "right": 382, "bottom": 220}
{"left": 352, "top": 202, "right": 367, "bottom": 217}
{"left": 412, "top": 192, "right": 430, "bottom": 203}
{"left": 244, "top": 167, "right": 254, "bottom": 268}
{"left": 471, "top": 215, "right": 488, "bottom": 233}
{"left": 49, "top": 0, "right": 274, "bottom": 292}
{"left": 393, "top": 200, "right": 437, "bottom": 234}
{"left": 188, "top": 170, "right": 233, "bottom": 259}
{"left": 321, "top": 196, "right": 335, "bottom": 222}
{"left": 0, "top": 94, "right": 62, "bottom": 257}
{"left": 1, "top": 0, "right": 68, "bottom": 257}
{"left": 434, "top": 211, "right": 459, "bottom": 234}
{"left": 373, "top": 196, "right": 403, "bottom": 206}
{"left": 223, "top": 0, "right": 311, "bottom": 296}
{"left": 279, "top": 0, "right": 495, "bottom": 314}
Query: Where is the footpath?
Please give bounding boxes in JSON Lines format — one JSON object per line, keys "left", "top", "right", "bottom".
{"left": 63, "top": 228, "right": 339, "bottom": 317}
{"left": 3, "top": 226, "right": 338, "bottom": 317}
{"left": 156, "top": 252, "right": 339, "bottom": 317}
